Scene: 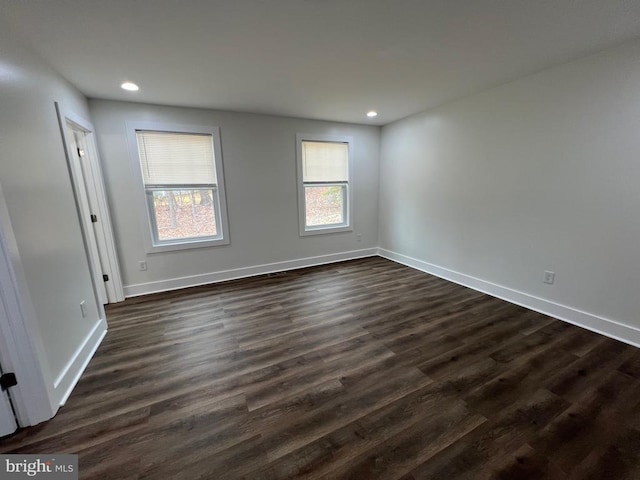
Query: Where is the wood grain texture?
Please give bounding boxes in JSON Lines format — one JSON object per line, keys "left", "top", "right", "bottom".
{"left": 2, "top": 257, "right": 640, "bottom": 479}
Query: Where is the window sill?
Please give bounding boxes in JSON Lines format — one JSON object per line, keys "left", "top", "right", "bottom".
{"left": 146, "top": 236, "right": 229, "bottom": 253}
{"left": 300, "top": 225, "right": 353, "bottom": 236}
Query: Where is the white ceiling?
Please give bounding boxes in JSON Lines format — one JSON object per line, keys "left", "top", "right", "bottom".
{"left": 3, "top": 0, "right": 640, "bottom": 125}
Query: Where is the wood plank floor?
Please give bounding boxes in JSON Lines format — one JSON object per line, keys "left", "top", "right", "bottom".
{"left": 2, "top": 257, "right": 640, "bottom": 479}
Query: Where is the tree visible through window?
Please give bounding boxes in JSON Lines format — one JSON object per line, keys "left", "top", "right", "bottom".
{"left": 151, "top": 189, "right": 217, "bottom": 240}
{"left": 134, "top": 129, "right": 228, "bottom": 248}
{"left": 305, "top": 185, "right": 344, "bottom": 226}
{"left": 297, "top": 135, "right": 352, "bottom": 235}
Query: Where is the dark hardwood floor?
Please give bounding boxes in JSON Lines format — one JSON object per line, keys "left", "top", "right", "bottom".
{"left": 2, "top": 257, "right": 640, "bottom": 479}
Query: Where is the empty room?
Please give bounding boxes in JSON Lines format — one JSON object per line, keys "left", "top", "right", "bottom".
{"left": 1, "top": 0, "right": 640, "bottom": 478}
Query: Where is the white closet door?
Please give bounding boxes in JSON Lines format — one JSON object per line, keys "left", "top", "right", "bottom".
{"left": 0, "top": 380, "right": 17, "bottom": 437}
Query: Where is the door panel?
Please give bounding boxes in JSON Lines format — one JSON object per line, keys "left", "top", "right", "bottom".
{"left": 0, "top": 367, "right": 17, "bottom": 437}
{"left": 67, "top": 127, "right": 108, "bottom": 305}
{"left": 56, "top": 104, "right": 124, "bottom": 304}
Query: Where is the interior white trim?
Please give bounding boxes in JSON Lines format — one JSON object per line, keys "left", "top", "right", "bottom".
{"left": 125, "top": 245, "right": 640, "bottom": 349}
{"left": 53, "top": 318, "right": 107, "bottom": 406}
{"left": 56, "top": 104, "right": 125, "bottom": 303}
{"left": 296, "top": 133, "right": 354, "bottom": 237}
{"left": 378, "top": 248, "right": 640, "bottom": 349}
{"left": 125, "top": 121, "right": 231, "bottom": 254}
{"left": 124, "top": 248, "right": 378, "bottom": 297}
{"left": 0, "top": 184, "right": 56, "bottom": 426}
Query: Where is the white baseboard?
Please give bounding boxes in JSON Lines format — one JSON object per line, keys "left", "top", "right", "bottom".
{"left": 53, "top": 317, "right": 107, "bottom": 406}
{"left": 122, "top": 245, "right": 640, "bottom": 348}
{"left": 123, "top": 248, "right": 378, "bottom": 298}
{"left": 378, "top": 248, "right": 640, "bottom": 348}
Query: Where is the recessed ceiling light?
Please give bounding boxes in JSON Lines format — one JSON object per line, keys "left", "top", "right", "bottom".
{"left": 366, "top": 110, "right": 378, "bottom": 118}
{"left": 121, "top": 82, "right": 139, "bottom": 91}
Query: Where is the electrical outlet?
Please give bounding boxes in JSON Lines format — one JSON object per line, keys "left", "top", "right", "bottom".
{"left": 543, "top": 270, "right": 555, "bottom": 285}
{"left": 139, "top": 261, "right": 147, "bottom": 271}
{"left": 80, "top": 300, "right": 87, "bottom": 318}
{"left": 356, "top": 233, "right": 362, "bottom": 242}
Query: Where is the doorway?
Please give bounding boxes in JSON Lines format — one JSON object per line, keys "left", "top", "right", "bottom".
{"left": 56, "top": 104, "right": 124, "bottom": 304}
{"left": 0, "top": 191, "right": 56, "bottom": 431}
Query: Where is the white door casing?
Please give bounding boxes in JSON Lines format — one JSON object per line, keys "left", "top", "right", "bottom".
{"left": 0, "top": 364, "right": 17, "bottom": 437}
{"left": 0, "top": 394, "right": 17, "bottom": 437}
{"left": 56, "top": 104, "right": 124, "bottom": 304}
{"left": 0, "top": 182, "right": 57, "bottom": 427}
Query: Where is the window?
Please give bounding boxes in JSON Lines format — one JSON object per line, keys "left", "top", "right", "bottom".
{"left": 297, "top": 134, "right": 353, "bottom": 235}
{"left": 128, "top": 123, "right": 229, "bottom": 252}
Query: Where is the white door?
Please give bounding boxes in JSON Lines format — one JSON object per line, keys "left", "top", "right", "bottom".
{"left": 56, "top": 105, "right": 124, "bottom": 304}
{"left": 0, "top": 366, "right": 17, "bottom": 437}
{"left": 0, "top": 182, "right": 57, "bottom": 429}
{"left": 67, "top": 127, "right": 108, "bottom": 305}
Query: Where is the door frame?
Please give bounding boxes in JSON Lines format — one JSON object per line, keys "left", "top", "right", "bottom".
{"left": 0, "top": 182, "right": 56, "bottom": 427}
{"left": 0, "top": 362, "right": 17, "bottom": 436}
{"left": 56, "top": 104, "right": 124, "bottom": 304}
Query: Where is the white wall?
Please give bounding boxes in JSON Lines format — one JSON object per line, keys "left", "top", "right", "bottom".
{"left": 379, "top": 38, "right": 640, "bottom": 345}
{"left": 89, "top": 100, "right": 380, "bottom": 295}
{"left": 0, "top": 22, "right": 105, "bottom": 413}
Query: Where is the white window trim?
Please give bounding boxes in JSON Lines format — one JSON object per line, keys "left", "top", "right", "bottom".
{"left": 126, "top": 122, "right": 230, "bottom": 253}
{"left": 296, "top": 133, "right": 354, "bottom": 236}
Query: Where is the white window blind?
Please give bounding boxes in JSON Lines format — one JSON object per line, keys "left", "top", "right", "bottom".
{"left": 302, "top": 141, "right": 348, "bottom": 182}
{"left": 136, "top": 131, "right": 217, "bottom": 186}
